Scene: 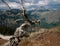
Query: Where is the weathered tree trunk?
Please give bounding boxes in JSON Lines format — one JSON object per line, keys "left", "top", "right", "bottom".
{"left": 20, "top": 0, "right": 34, "bottom": 25}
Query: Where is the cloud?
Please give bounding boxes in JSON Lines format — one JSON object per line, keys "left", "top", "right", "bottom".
{"left": 8, "top": 2, "right": 21, "bottom": 9}
{"left": 24, "top": 3, "right": 32, "bottom": 7}
{"left": 24, "top": 0, "right": 47, "bottom": 7}
{"left": 0, "top": 2, "right": 21, "bottom": 9}
{"left": 0, "top": 0, "right": 60, "bottom": 10}
{"left": 38, "top": 1, "right": 48, "bottom": 6}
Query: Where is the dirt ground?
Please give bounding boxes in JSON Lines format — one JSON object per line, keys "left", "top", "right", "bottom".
{"left": 0, "top": 27, "right": 60, "bottom": 46}
{"left": 18, "top": 27, "right": 60, "bottom": 46}
{"left": 0, "top": 38, "right": 8, "bottom": 46}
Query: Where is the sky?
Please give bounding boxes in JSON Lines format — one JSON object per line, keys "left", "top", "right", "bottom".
{"left": 0, "top": 0, "right": 60, "bottom": 10}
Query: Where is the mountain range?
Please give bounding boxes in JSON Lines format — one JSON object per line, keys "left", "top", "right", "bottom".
{"left": 0, "top": 9, "right": 60, "bottom": 28}
{"left": 0, "top": 9, "right": 60, "bottom": 35}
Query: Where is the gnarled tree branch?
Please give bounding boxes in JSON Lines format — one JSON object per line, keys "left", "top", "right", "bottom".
{"left": 1, "top": 0, "right": 11, "bottom": 10}
{"left": 20, "top": 0, "right": 35, "bottom": 24}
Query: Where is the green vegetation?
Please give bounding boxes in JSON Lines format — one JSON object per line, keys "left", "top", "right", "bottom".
{"left": 0, "top": 26, "right": 15, "bottom": 35}
{"left": 0, "top": 9, "right": 60, "bottom": 35}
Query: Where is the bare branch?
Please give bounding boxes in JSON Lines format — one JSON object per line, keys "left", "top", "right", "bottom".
{"left": 20, "top": 0, "right": 35, "bottom": 24}
{"left": 14, "top": 22, "right": 31, "bottom": 38}
{"left": 20, "top": 0, "right": 25, "bottom": 10}
{"left": 1, "top": 0, "right": 11, "bottom": 10}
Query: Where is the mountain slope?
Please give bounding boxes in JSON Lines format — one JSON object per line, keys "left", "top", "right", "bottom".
{"left": 0, "top": 9, "right": 60, "bottom": 35}
{"left": 0, "top": 26, "right": 60, "bottom": 46}
{"left": 18, "top": 27, "right": 60, "bottom": 46}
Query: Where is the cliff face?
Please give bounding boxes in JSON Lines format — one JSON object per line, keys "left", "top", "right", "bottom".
{"left": 18, "top": 27, "right": 60, "bottom": 46}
